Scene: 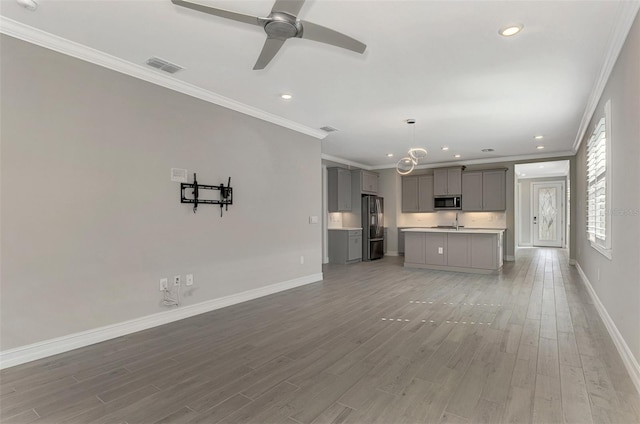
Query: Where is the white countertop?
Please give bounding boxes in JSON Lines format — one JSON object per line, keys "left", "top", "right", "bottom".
{"left": 328, "top": 227, "right": 363, "bottom": 231}
{"left": 402, "top": 228, "right": 505, "bottom": 234}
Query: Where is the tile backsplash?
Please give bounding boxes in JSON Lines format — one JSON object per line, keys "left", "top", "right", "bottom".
{"left": 328, "top": 212, "right": 343, "bottom": 229}
{"left": 398, "top": 211, "right": 506, "bottom": 229}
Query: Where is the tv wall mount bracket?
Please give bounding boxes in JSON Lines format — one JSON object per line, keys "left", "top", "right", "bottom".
{"left": 181, "top": 173, "right": 233, "bottom": 216}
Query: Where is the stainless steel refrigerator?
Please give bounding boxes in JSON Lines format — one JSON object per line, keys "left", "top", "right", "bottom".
{"left": 362, "top": 195, "right": 384, "bottom": 261}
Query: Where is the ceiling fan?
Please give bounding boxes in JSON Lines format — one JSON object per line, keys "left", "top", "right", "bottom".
{"left": 171, "top": 0, "right": 366, "bottom": 70}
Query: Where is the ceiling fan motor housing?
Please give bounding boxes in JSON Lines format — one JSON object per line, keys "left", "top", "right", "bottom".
{"left": 262, "top": 12, "right": 302, "bottom": 39}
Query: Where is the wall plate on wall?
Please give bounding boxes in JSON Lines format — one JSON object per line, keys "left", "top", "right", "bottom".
{"left": 171, "top": 168, "right": 188, "bottom": 183}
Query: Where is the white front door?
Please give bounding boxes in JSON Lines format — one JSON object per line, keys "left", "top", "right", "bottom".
{"left": 532, "top": 182, "right": 564, "bottom": 247}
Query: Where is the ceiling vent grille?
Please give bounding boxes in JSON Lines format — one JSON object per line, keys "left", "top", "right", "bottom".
{"left": 320, "top": 126, "right": 339, "bottom": 133}
{"left": 145, "top": 57, "right": 184, "bottom": 74}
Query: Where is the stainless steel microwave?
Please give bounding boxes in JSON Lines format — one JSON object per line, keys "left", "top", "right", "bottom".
{"left": 434, "top": 196, "right": 461, "bottom": 210}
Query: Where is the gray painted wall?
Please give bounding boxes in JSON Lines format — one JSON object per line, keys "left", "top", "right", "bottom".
{"left": 574, "top": 12, "right": 640, "bottom": 364}
{"left": 0, "top": 36, "right": 322, "bottom": 350}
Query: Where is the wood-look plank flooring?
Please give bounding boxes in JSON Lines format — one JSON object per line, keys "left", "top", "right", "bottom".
{"left": 1, "top": 248, "right": 639, "bottom": 423}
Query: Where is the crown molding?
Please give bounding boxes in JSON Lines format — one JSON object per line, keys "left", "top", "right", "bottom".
{"left": 370, "top": 150, "right": 575, "bottom": 170}
{"left": 572, "top": 2, "right": 640, "bottom": 153}
{"left": 0, "top": 17, "right": 327, "bottom": 140}
{"left": 321, "top": 154, "right": 373, "bottom": 170}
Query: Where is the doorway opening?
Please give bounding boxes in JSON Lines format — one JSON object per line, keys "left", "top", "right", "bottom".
{"left": 515, "top": 160, "right": 570, "bottom": 249}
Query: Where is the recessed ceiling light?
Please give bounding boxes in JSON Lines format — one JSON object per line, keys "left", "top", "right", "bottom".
{"left": 534, "top": 135, "right": 544, "bottom": 140}
{"left": 280, "top": 93, "right": 292, "bottom": 100}
{"left": 538, "top": 165, "right": 545, "bottom": 169}
{"left": 521, "top": 173, "right": 527, "bottom": 176}
{"left": 536, "top": 145, "right": 545, "bottom": 149}
{"left": 387, "top": 153, "right": 394, "bottom": 157}
{"left": 441, "top": 146, "right": 449, "bottom": 151}
{"left": 499, "top": 24, "right": 523, "bottom": 37}
{"left": 454, "top": 154, "right": 461, "bottom": 158}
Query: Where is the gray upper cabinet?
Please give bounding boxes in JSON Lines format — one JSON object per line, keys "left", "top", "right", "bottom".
{"left": 418, "top": 175, "right": 435, "bottom": 212}
{"left": 361, "top": 170, "right": 379, "bottom": 194}
{"left": 482, "top": 170, "right": 506, "bottom": 211}
{"left": 434, "top": 167, "right": 462, "bottom": 196}
{"left": 402, "top": 176, "right": 419, "bottom": 212}
{"left": 402, "top": 175, "right": 434, "bottom": 213}
{"left": 327, "top": 168, "right": 352, "bottom": 212}
{"left": 461, "top": 172, "right": 483, "bottom": 211}
{"left": 461, "top": 169, "right": 506, "bottom": 211}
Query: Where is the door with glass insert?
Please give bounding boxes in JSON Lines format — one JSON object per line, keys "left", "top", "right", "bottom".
{"left": 532, "top": 182, "right": 564, "bottom": 247}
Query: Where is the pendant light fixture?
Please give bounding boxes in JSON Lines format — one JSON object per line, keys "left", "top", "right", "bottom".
{"left": 396, "top": 119, "right": 428, "bottom": 175}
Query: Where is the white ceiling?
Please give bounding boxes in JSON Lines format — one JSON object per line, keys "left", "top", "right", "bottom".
{"left": 1, "top": 0, "right": 637, "bottom": 168}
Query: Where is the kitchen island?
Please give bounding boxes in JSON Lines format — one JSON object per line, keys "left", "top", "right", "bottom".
{"left": 402, "top": 228, "right": 504, "bottom": 274}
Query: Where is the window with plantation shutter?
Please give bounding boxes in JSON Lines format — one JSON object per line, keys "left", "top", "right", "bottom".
{"left": 586, "top": 100, "right": 612, "bottom": 258}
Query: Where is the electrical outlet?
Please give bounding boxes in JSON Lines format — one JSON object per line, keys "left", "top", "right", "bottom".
{"left": 300, "top": 256, "right": 305, "bottom": 264}
{"left": 160, "top": 278, "right": 168, "bottom": 292}
{"left": 186, "top": 274, "right": 194, "bottom": 286}
{"left": 174, "top": 275, "right": 181, "bottom": 286}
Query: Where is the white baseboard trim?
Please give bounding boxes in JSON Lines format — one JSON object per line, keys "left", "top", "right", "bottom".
{"left": 0, "top": 272, "right": 323, "bottom": 370}
{"left": 385, "top": 251, "right": 399, "bottom": 257}
{"left": 575, "top": 263, "right": 640, "bottom": 396}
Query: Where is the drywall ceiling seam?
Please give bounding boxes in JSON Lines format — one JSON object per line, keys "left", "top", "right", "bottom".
{"left": 0, "top": 17, "right": 327, "bottom": 140}
{"left": 571, "top": 2, "right": 640, "bottom": 153}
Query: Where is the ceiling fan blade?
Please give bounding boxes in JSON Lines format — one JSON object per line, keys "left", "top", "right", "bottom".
{"left": 253, "top": 37, "right": 286, "bottom": 70}
{"left": 299, "top": 20, "right": 366, "bottom": 54}
{"left": 271, "top": 0, "right": 305, "bottom": 16}
{"left": 171, "top": 0, "right": 260, "bottom": 26}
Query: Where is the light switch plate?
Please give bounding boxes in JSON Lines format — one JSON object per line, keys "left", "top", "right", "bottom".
{"left": 438, "top": 247, "right": 444, "bottom": 254}
{"left": 186, "top": 274, "right": 194, "bottom": 286}
{"left": 309, "top": 216, "right": 319, "bottom": 224}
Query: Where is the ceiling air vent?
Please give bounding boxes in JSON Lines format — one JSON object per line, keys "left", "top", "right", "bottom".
{"left": 320, "top": 126, "right": 339, "bottom": 133}
{"left": 145, "top": 57, "right": 184, "bottom": 74}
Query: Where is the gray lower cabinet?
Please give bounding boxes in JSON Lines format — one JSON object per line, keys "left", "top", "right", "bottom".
{"left": 404, "top": 232, "right": 425, "bottom": 264}
{"left": 446, "top": 233, "right": 470, "bottom": 268}
{"left": 398, "top": 227, "right": 406, "bottom": 255}
{"left": 470, "top": 233, "right": 503, "bottom": 269}
{"left": 403, "top": 231, "right": 503, "bottom": 273}
{"left": 424, "top": 233, "right": 447, "bottom": 265}
{"left": 328, "top": 230, "right": 362, "bottom": 264}
{"left": 327, "top": 168, "right": 352, "bottom": 212}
